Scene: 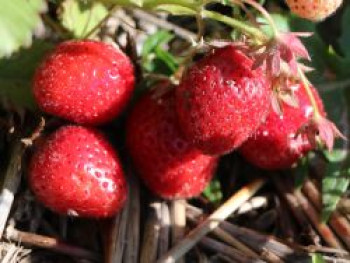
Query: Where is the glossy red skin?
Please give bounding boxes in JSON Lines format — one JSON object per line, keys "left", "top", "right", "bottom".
{"left": 176, "top": 46, "right": 270, "bottom": 155}
{"left": 33, "top": 40, "right": 134, "bottom": 125}
{"left": 126, "top": 91, "right": 218, "bottom": 199}
{"left": 29, "top": 126, "right": 127, "bottom": 218}
{"left": 239, "top": 84, "right": 325, "bottom": 170}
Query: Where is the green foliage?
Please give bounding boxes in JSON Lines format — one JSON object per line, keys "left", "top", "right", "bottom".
{"left": 311, "top": 253, "right": 325, "bottom": 263}
{"left": 142, "top": 30, "right": 178, "bottom": 75}
{"left": 0, "top": 0, "right": 45, "bottom": 58}
{"left": 203, "top": 178, "right": 223, "bottom": 205}
{"left": 0, "top": 41, "right": 53, "bottom": 109}
{"left": 326, "top": 5, "right": 350, "bottom": 79}
{"left": 259, "top": 13, "right": 291, "bottom": 36}
{"left": 322, "top": 161, "right": 350, "bottom": 222}
{"left": 98, "top": 0, "right": 200, "bottom": 10}
{"left": 59, "top": 0, "right": 108, "bottom": 39}
{"left": 155, "top": 5, "right": 196, "bottom": 15}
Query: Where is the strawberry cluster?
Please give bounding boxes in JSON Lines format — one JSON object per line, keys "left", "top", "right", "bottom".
{"left": 29, "top": 39, "right": 335, "bottom": 218}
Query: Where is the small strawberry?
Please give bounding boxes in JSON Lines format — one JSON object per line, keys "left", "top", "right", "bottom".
{"left": 286, "top": 0, "right": 343, "bottom": 21}
{"left": 176, "top": 46, "right": 270, "bottom": 155}
{"left": 239, "top": 83, "right": 325, "bottom": 170}
{"left": 29, "top": 126, "right": 127, "bottom": 218}
{"left": 126, "top": 90, "right": 218, "bottom": 199}
{"left": 33, "top": 40, "right": 134, "bottom": 125}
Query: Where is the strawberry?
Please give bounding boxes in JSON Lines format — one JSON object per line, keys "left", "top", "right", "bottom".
{"left": 29, "top": 126, "right": 127, "bottom": 218}
{"left": 33, "top": 40, "right": 134, "bottom": 125}
{"left": 285, "top": 0, "right": 343, "bottom": 21}
{"left": 126, "top": 90, "right": 218, "bottom": 199}
{"left": 239, "top": 83, "right": 325, "bottom": 170}
{"left": 176, "top": 46, "right": 270, "bottom": 155}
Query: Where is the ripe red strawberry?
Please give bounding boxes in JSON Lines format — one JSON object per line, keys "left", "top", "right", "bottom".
{"left": 239, "top": 83, "right": 325, "bottom": 170}
{"left": 286, "top": 0, "right": 343, "bottom": 21}
{"left": 33, "top": 40, "right": 134, "bottom": 125}
{"left": 29, "top": 126, "right": 127, "bottom": 218}
{"left": 176, "top": 46, "right": 270, "bottom": 155}
{"left": 126, "top": 90, "right": 218, "bottom": 199}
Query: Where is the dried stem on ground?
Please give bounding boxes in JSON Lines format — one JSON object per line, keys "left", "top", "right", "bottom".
{"left": 158, "top": 201, "right": 171, "bottom": 257}
{"left": 130, "top": 9, "right": 196, "bottom": 41}
{"left": 200, "top": 237, "right": 264, "bottom": 263}
{"left": 213, "top": 226, "right": 261, "bottom": 259}
{"left": 0, "top": 142, "right": 25, "bottom": 239}
{"left": 338, "top": 198, "right": 350, "bottom": 214}
{"left": 0, "top": 242, "right": 30, "bottom": 263}
{"left": 186, "top": 204, "right": 260, "bottom": 260}
{"left": 187, "top": 205, "right": 309, "bottom": 263}
{"left": 157, "top": 178, "right": 266, "bottom": 263}
{"left": 104, "top": 189, "right": 130, "bottom": 263}
{"left": 304, "top": 245, "right": 349, "bottom": 258}
{"left": 275, "top": 196, "right": 297, "bottom": 241}
{"left": 170, "top": 199, "right": 186, "bottom": 263}
{"left": 294, "top": 189, "right": 344, "bottom": 249}
{"left": 273, "top": 176, "right": 321, "bottom": 245}
{"left": 302, "top": 179, "right": 350, "bottom": 250}
{"left": 140, "top": 199, "right": 162, "bottom": 263}
{"left": 236, "top": 196, "right": 268, "bottom": 215}
{"left": 4, "top": 226, "right": 100, "bottom": 261}
{"left": 124, "top": 174, "right": 141, "bottom": 263}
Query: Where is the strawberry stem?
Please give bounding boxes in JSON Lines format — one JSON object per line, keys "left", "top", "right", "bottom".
{"left": 114, "top": 0, "right": 199, "bottom": 9}
{"left": 298, "top": 66, "right": 322, "bottom": 119}
{"left": 237, "top": 0, "right": 279, "bottom": 37}
{"left": 83, "top": 5, "right": 119, "bottom": 39}
{"left": 203, "top": 10, "right": 267, "bottom": 41}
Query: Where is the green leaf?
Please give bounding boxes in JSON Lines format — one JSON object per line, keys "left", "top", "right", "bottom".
{"left": 128, "top": 0, "right": 143, "bottom": 6}
{"left": 325, "top": 5, "right": 350, "bottom": 79}
{"left": 322, "top": 162, "right": 350, "bottom": 222}
{"left": 142, "top": 31, "right": 174, "bottom": 58}
{"left": 202, "top": 178, "right": 223, "bottom": 204}
{"left": 154, "top": 47, "right": 178, "bottom": 72}
{"left": 323, "top": 149, "right": 348, "bottom": 163}
{"left": 311, "top": 253, "right": 325, "bottom": 263}
{"left": 142, "top": 30, "right": 178, "bottom": 75}
{"left": 155, "top": 4, "right": 196, "bottom": 16}
{"left": 59, "top": 0, "right": 108, "bottom": 39}
{"left": 0, "top": 0, "right": 45, "bottom": 58}
{"left": 258, "top": 13, "right": 291, "bottom": 37}
{"left": 0, "top": 41, "right": 53, "bottom": 109}
{"left": 320, "top": 67, "right": 350, "bottom": 223}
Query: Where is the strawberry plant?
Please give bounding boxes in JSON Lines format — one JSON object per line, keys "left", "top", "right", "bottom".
{"left": 0, "top": 0, "right": 349, "bottom": 262}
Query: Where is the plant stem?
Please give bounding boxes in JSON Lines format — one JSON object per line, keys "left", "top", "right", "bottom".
{"left": 238, "top": 0, "right": 278, "bottom": 37}
{"left": 143, "top": 0, "right": 199, "bottom": 9}
{"left": 298, "top": 67, "right": 322, "bottom": 119}
{"left": 157, "top": 178, "right": 266, "bottom": 263}
{"left": 0, "top": 142, "right": 24, "bottom": 239}
{"left": 203, "top": 10, "right": 266, "bottom": 41}
{"left": 5, "top": 226, "right": 100, "bottom": 261}
{"left": 110, "top": 0, "right": 199, "bottom": 9}
{"left": 84, "top": 5, "right": 119, "bottom": 39}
